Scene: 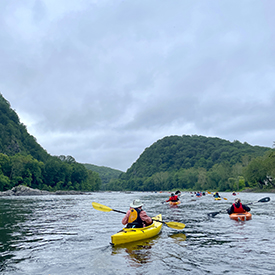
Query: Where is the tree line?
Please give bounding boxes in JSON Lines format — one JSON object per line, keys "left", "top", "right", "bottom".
{"left": 0, "top": 153, "right": 101, "bottom": 192}
{"left": 83, "top": 163, "right": 122, "bottom": 190}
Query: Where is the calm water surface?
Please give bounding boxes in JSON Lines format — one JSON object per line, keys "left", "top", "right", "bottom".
{"left": 0, "top": 192, "right": 274, "bottom": 275}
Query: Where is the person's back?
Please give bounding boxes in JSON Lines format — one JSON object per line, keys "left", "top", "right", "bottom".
{"left": 227, "top": 198, "right": 250, "bottom": 214}
{"left": 214, "top": 192, "right": 220, "bottom": 198}
{"left": 166, "top": 193, "right": 179, "bottom": 202}
{"left": 122, "top": 199, "right": 152, "bottom": 228}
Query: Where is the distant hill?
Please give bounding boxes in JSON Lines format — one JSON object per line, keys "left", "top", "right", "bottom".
{"left": 108, "top": 135, "right": 273, "bottom": 191}
{"left": 123, "top": 135, "right": 271, "bottom": 179}
{"left": 83, "top": 163, "right": 122, "bottom": 189}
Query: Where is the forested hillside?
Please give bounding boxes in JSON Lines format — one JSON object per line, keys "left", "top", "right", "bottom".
{"left": 0, "top": 93, "right": 101, "bottom": 192}
{"left": 83, "top": 163, "right": 122, "bottom": 190}
{"left": 106, "top": 135, "right": 275, "bottom": 192}
{"left": 0, "top": 95, "right": 49, "bottom": 162}
{"left": 2, "top": 93, "right": 274, "bottom": 193}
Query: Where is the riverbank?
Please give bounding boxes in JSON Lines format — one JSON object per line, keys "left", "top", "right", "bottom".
{"left": 242, "top": 188, "right": 275, "bottom": 193}
{"left": 0, "top": 185, "right": 88, "bottom": 196}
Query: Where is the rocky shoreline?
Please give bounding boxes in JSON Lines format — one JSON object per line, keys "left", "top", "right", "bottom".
{"left": 1, "top": 186, "right": 274, "bottom": 197}
{"left": 0, "top": 185, "right": 88, "bottom": 196}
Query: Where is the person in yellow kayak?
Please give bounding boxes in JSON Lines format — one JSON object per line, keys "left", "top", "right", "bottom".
{"left": 213, "top": 192, "right": 220, "bottom": 198}
{"left": 227, "top": 198, "right": 251, "bottom": 214}
{"left": 122, "top": 199, "right": 153, "bottom": 228}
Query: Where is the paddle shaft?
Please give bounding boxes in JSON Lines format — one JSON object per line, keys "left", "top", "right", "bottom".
{"left": 114, "top": 210, "right": 184, "bottom": 228}
{"left": 113, "top": 210, "right": 170, "bottom": 225}
{"left": 92, "top": 202, "right": 185, "bottom": 229}
{"left": 113, "top": 209, "right": 127, "bottom": 214}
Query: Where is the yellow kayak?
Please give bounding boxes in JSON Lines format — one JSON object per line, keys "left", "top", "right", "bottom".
{"left": 214, "top": 197, "right": 221, "bottom": 200}
{"left": 111, "top": 214, "right": 163, "bottom": 246}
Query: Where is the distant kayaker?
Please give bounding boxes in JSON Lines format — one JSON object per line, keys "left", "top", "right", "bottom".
{"left": 196, "top": 192, "right": 202, "bottom": 197}
{"left": 213, "top": 192, "right": 220, "bottom": 198}
{"left": 166, "top": 193, "right": 179, "bottom": 202}
{"left": 122, "top": 199, "right": 153, "bottom": 228}
{"left": 227, "top": 198, "right": 251, "bottom": 214}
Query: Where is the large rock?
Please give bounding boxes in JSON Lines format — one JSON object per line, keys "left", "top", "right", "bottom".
{"left": 0, "top": 185, "right": 51, "bottom": 196}
{"left": 0, "top": 185, "right": 87, "bottom": 196}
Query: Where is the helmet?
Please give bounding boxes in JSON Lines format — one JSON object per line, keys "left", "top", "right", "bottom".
{"left": 171, "top": 193, "right": 174, "bottom": 196}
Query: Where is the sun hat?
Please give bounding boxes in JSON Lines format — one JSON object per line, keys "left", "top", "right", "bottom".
{"left": 130, "top": 199, "right": 143, "bottom": 208}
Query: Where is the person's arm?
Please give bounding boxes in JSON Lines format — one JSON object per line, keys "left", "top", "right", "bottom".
{"left": 122, "top": 210, "right": 131, "bottom": 225}
{"left": 227, "top": 205, "right": 234, "bottom": 214}
{"left": 243, "top": 204, "right": 251, "bottom": 212}
{"left": 140, "top": 210, "right": 152, "bottom": 225}
{"left": 166, "top": 197, "right": 172, "bottom": 202}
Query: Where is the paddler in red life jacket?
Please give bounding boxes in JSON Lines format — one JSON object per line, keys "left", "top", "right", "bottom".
{"left": 166, "top": 193, "right": 179, "bottom": 202}
{"left": 227, "top": 198, "right": 251, "bottom": 214}
{"left": 122, "top": 199, "right": 153, "bottom": 228}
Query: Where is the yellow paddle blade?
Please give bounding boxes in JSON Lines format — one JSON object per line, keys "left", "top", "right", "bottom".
{"left": 153, "top": 219, "right": 185, "bottom": 230}
{"left": 165, "top": 221, "right": 185, "bottom": 230}
{"left": 92, "top": 202, "right": 112, "bottom": 212}
{"left": 223, "top": 197, "right": 227, "bottom": 200}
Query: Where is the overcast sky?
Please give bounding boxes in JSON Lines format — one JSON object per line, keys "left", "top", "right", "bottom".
{"left": 1, "top": 0, "right": 275, "bottom": 171}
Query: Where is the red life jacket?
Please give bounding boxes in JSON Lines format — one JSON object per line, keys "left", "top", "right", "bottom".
{"left": 232, "top": 203, "right": 245, "bottom": 213}
{"left": 169, "top": 195, "right": 178, "bottom": 202}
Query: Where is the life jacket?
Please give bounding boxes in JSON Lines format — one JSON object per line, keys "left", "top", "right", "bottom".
{"left": 232, "top": 203, "right": 245, "bottom": 213}
{"left": 126, "top": 208, "right": 144, "bottom": 228}
{"left": 170, "top": 195, "right": 178, "bottom": 202}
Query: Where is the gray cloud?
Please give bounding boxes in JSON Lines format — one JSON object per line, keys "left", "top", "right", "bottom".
{"left": 1, "top": 0, "right": 275, "bottom": 171}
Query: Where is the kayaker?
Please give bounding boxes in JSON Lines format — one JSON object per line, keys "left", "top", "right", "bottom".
{"left": 213, "top": 192, "right": 220, "bottom": 198}
{"left": 166, "top": 193, "right": 179, "bottom": 202}
{"left": 122, "top": 199, "right": 152, "bottom": 228}
{"left": 227, "top": 198, "right": 251, "bottom": 214}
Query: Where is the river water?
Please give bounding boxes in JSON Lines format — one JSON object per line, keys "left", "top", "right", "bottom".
{"left": 0, "top": 191, "right": 274, "bottom": 275}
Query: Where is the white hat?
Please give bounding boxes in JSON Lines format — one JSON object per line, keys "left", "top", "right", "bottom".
{"left": 130, "top": 199, "right": 143, "bottom": 208}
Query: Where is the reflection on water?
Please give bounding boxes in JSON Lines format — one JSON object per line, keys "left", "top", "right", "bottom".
{"left": 111, "top": 231, "right": 187, "bottom": 268}
{"left": 112, "top": 236, "right": 163, "bottom": 267}
{"left": 112, "top": 237, "right": 157, "bottom": 266}
{"left": 169, "top": 232, "right": 187, "bottom": 242}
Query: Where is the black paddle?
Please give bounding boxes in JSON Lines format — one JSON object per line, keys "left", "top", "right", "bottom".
{"left": 207, "top": 197, "right": 270, "bottom": 218}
